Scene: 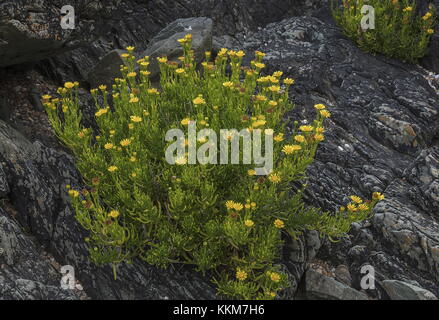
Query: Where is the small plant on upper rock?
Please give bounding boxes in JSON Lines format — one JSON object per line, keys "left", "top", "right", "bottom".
{"left": 43, "top": 35, "right": 384, "bottom": 299}
{"left": 331, "top": 0, "right": 436, "bottom": 63}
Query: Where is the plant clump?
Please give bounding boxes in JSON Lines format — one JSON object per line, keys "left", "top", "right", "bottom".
{"left": 43, "top": 35, "right": 384, "bottom": 299}
{"left": 332, "top": 0, "right": 436, "bottom": 63}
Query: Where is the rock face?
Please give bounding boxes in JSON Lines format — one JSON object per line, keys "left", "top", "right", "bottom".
{"left": 0, "top": 0, "right": 118, "bottom": 67}
{"left": 1, "top": 0, "right": 439, "bottom": 300}
{"left": 304, "top": 269, "right": 369, "bottom": 300}
{"left": 141, "top": 17, "right": 213, "bottom": 79}
{"left": 0, "top": 209, "right": 81, "bottom": 300}
{"left": 381, "top": 280, "right": 438, "bottom": 300}
{"left": 238, "top": 15, "right": 439, "bottom": 297}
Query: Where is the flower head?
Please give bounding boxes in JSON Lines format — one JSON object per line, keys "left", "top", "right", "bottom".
{"left": 108, "top": 210, "right": 120, "bottom": 218}
{"left": 193, "top": 95, "right": 206, "bottom": 105}
{"left": 236, "top": 268, "right": 247, "bottom": 281}
{"left": 282, "top": 144, "right": 301, "bottom": 154}
{"left": 274, "top": 219, "right": 284, "bottom": 229}
{"left": 244, "top": 219, "right": 254, "bottom": 227}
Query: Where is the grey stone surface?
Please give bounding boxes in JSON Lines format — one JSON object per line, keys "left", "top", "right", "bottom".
{"left": 141, "top": 17, "right": 213, "bottom": 80}
{"left": 305, "top": 268, "right": 369, "bottom": 300}
{"left": 382, "top": 280, "right": 438, "bottom": 300}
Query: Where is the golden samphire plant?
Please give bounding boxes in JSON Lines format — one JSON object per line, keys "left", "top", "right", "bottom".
{"left": 43, "top": 35, "right": 384, "bottom": 299}
{"left": 332, "top": 0, "right": 436, "bottom": 63}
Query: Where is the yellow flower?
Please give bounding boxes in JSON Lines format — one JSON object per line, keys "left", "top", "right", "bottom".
{"left": 108, "top": 166, "right": 118, "bottom": 172}
{"left": 358, "top": 203, "right": 369, "bottom": 211}
{"left": 248, "top": 169, "right": 256, "bottom": 176}
{"left": 274, "top": 219, "right": 284, "bottom": 229}
{"left": 255, "top": 95, "right": 268, "bottom": 102}
{"left": 251, "top": 202, "right": 256, "bottom": 208}
{"left": 64, "top": 82, "right": 75, "bottom": 89}
{"left": 131, "top": 172, "right": 137, "bottom": 178}
{"left": 104, "top": 143, "right": 114, "bottom": 150}
{"left": 284, "top": 78, "right": 294, "bottom": 85}
{"left": 350, "top": 195, "right": 363, "bottom": 204}
{"left": 193, "top": 96, "right": 206, "bottom": 105}
{"left": 314, "top": 103, "right": 326, "bottom": 110}
{"left": 315, "top": 127, "right": 325, "bottom": 133}
{"left": 148, "top": 88, "right": 159, "bottom": 94}
{"left": 236, "top": 269, "right": 248, "bottom": 281}
{"left": 294, "top": 135, "right": 305, "bottom": 143}
{"left": 225, "top": 201, "right": 235, "bottom": 210}
{"left": 282, "top": 144, "right": 301, "bottom": 154}
{"left": 42, "top": 94, "right": 52, "bottom": 100}
{"left": 121, "top": 53, "right": 130, "bottom": 58}
{"left": 236, "top": 50, "right": 245, "bottom": 58}
{"left": 223, "top": 81, "right": 234, "bottom": 88}
{"left": 268, "top": 100, "right": 278, "bottom": 107}
{"left": 270, "top": 272, "right": 281, "bottom": 283}
{"left": 252, "top": 120, "right": 266, "bottom": 128}
{"left": 127, "top": 72, "right": 137, "bottom": 78}
{"left": 130, "top": 116, "right": 142, "bottom": 123}
{"left": 273, "top": 71, "right": 283, "bottom": 78}
{"left": 95, "top": 108, "right": 108, "bottom": 117}
{"left": 403, "top": 6, "right": 413, "bottom": 12}
{"left": 175, "top": 156, "right": 187, "bottom": 165}
{"left": 129, "top": 97, "right": 139, "bottom": 103}
{"left": 120, "top": 139, "right": 131, "bottom": 147}
{"left": 177, "top": 37, "right": 187, "bottom": 44}
{"left": 268, "top": 173, "right": 281, "bottom": 184}
{"left": 175, "top": 68, "right": 185, "bottom": 74}
{"left": 126, "top": 46, "right": 135, "bottom": 52}
{"left": 254, "top": 62, "right": 265, "bottom": 69}
{"left": 181, "top": 118, "right": 191, "bottom": 126}
{"left": 129, "top": 156, "right": 137, "bottom": 162}
{"left": 108, "top": 210, "right": 120, "bottom": 218}
{"left": 68, "top": 189, "right": 79, "bottom": 198}
{"left": 372, "top": 192, "right": 385, "bottom": 200}
{"left": 255, "top": 51, "right": 266, "bottom": 57}
{"left": 320, "top": 110, "right": 331, "bottom": 118}
{"left": 157, "top": 56, "right": 168, "bottom": 63}
{"left": 314, "top": 133, "right": 325, "bottom": 142}
{"left": 274, "top": 134, "right": 284, "bottom": 142}
{"left": 423, "top": 12, "right": 432, "bottom": 20}
{"left": 300, "top": 125, "right": 314, "bottom": 132}
{"left": 233, "top": 202, "right": 244, "bottom": 211}
{"left": 427, "top": 29, "right": 435, "bottom": 35}
{"left": 99, "top": 85, "right": 107, "bottom": 91}
{"left": 244, "top": 219, "right": 254, "bottom": 227}
{"left": 347, "top": 203, "right": 357, "bottom": 212}
{"left": 268, "top": 85, "right": 281, "bottom": 93}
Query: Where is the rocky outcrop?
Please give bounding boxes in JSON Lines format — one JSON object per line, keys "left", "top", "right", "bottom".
{"left": 237, "top": 15, "right": 439, "bottom": 297}
{"left": 381, "top": 280, "right": 438, "bottom": 300}
{"left": 304, "top": 268, "right": 369, "bottom": 300}
{"left": 1, "top": 0, "right": 439, "bottom": 300}
{"left": 0, "top": 0, "right": 118, "bottom": 67}
{"left": 0, "top": 209, "right": 82, "bottom": 300}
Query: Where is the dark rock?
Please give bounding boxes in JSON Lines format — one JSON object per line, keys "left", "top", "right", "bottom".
{"left": 238, "top": 15, "right": 439, "bottom": 297}
{"left": 0, "top": 163, "right": 8, "bottom": 198}
{"left": 0, "top": 0, "right": 118, "bottom": 67}
{"left": 381, "top": 280, "right": 438, "bottom": 300}
{"left": 305, "top": 268, "right": 369, "bottom": 300}
{"left": 87, "top": 49, "right": 125, "bottom": 89}
{"left": 0, "top": 210, "right": 81, "bottom": 300}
